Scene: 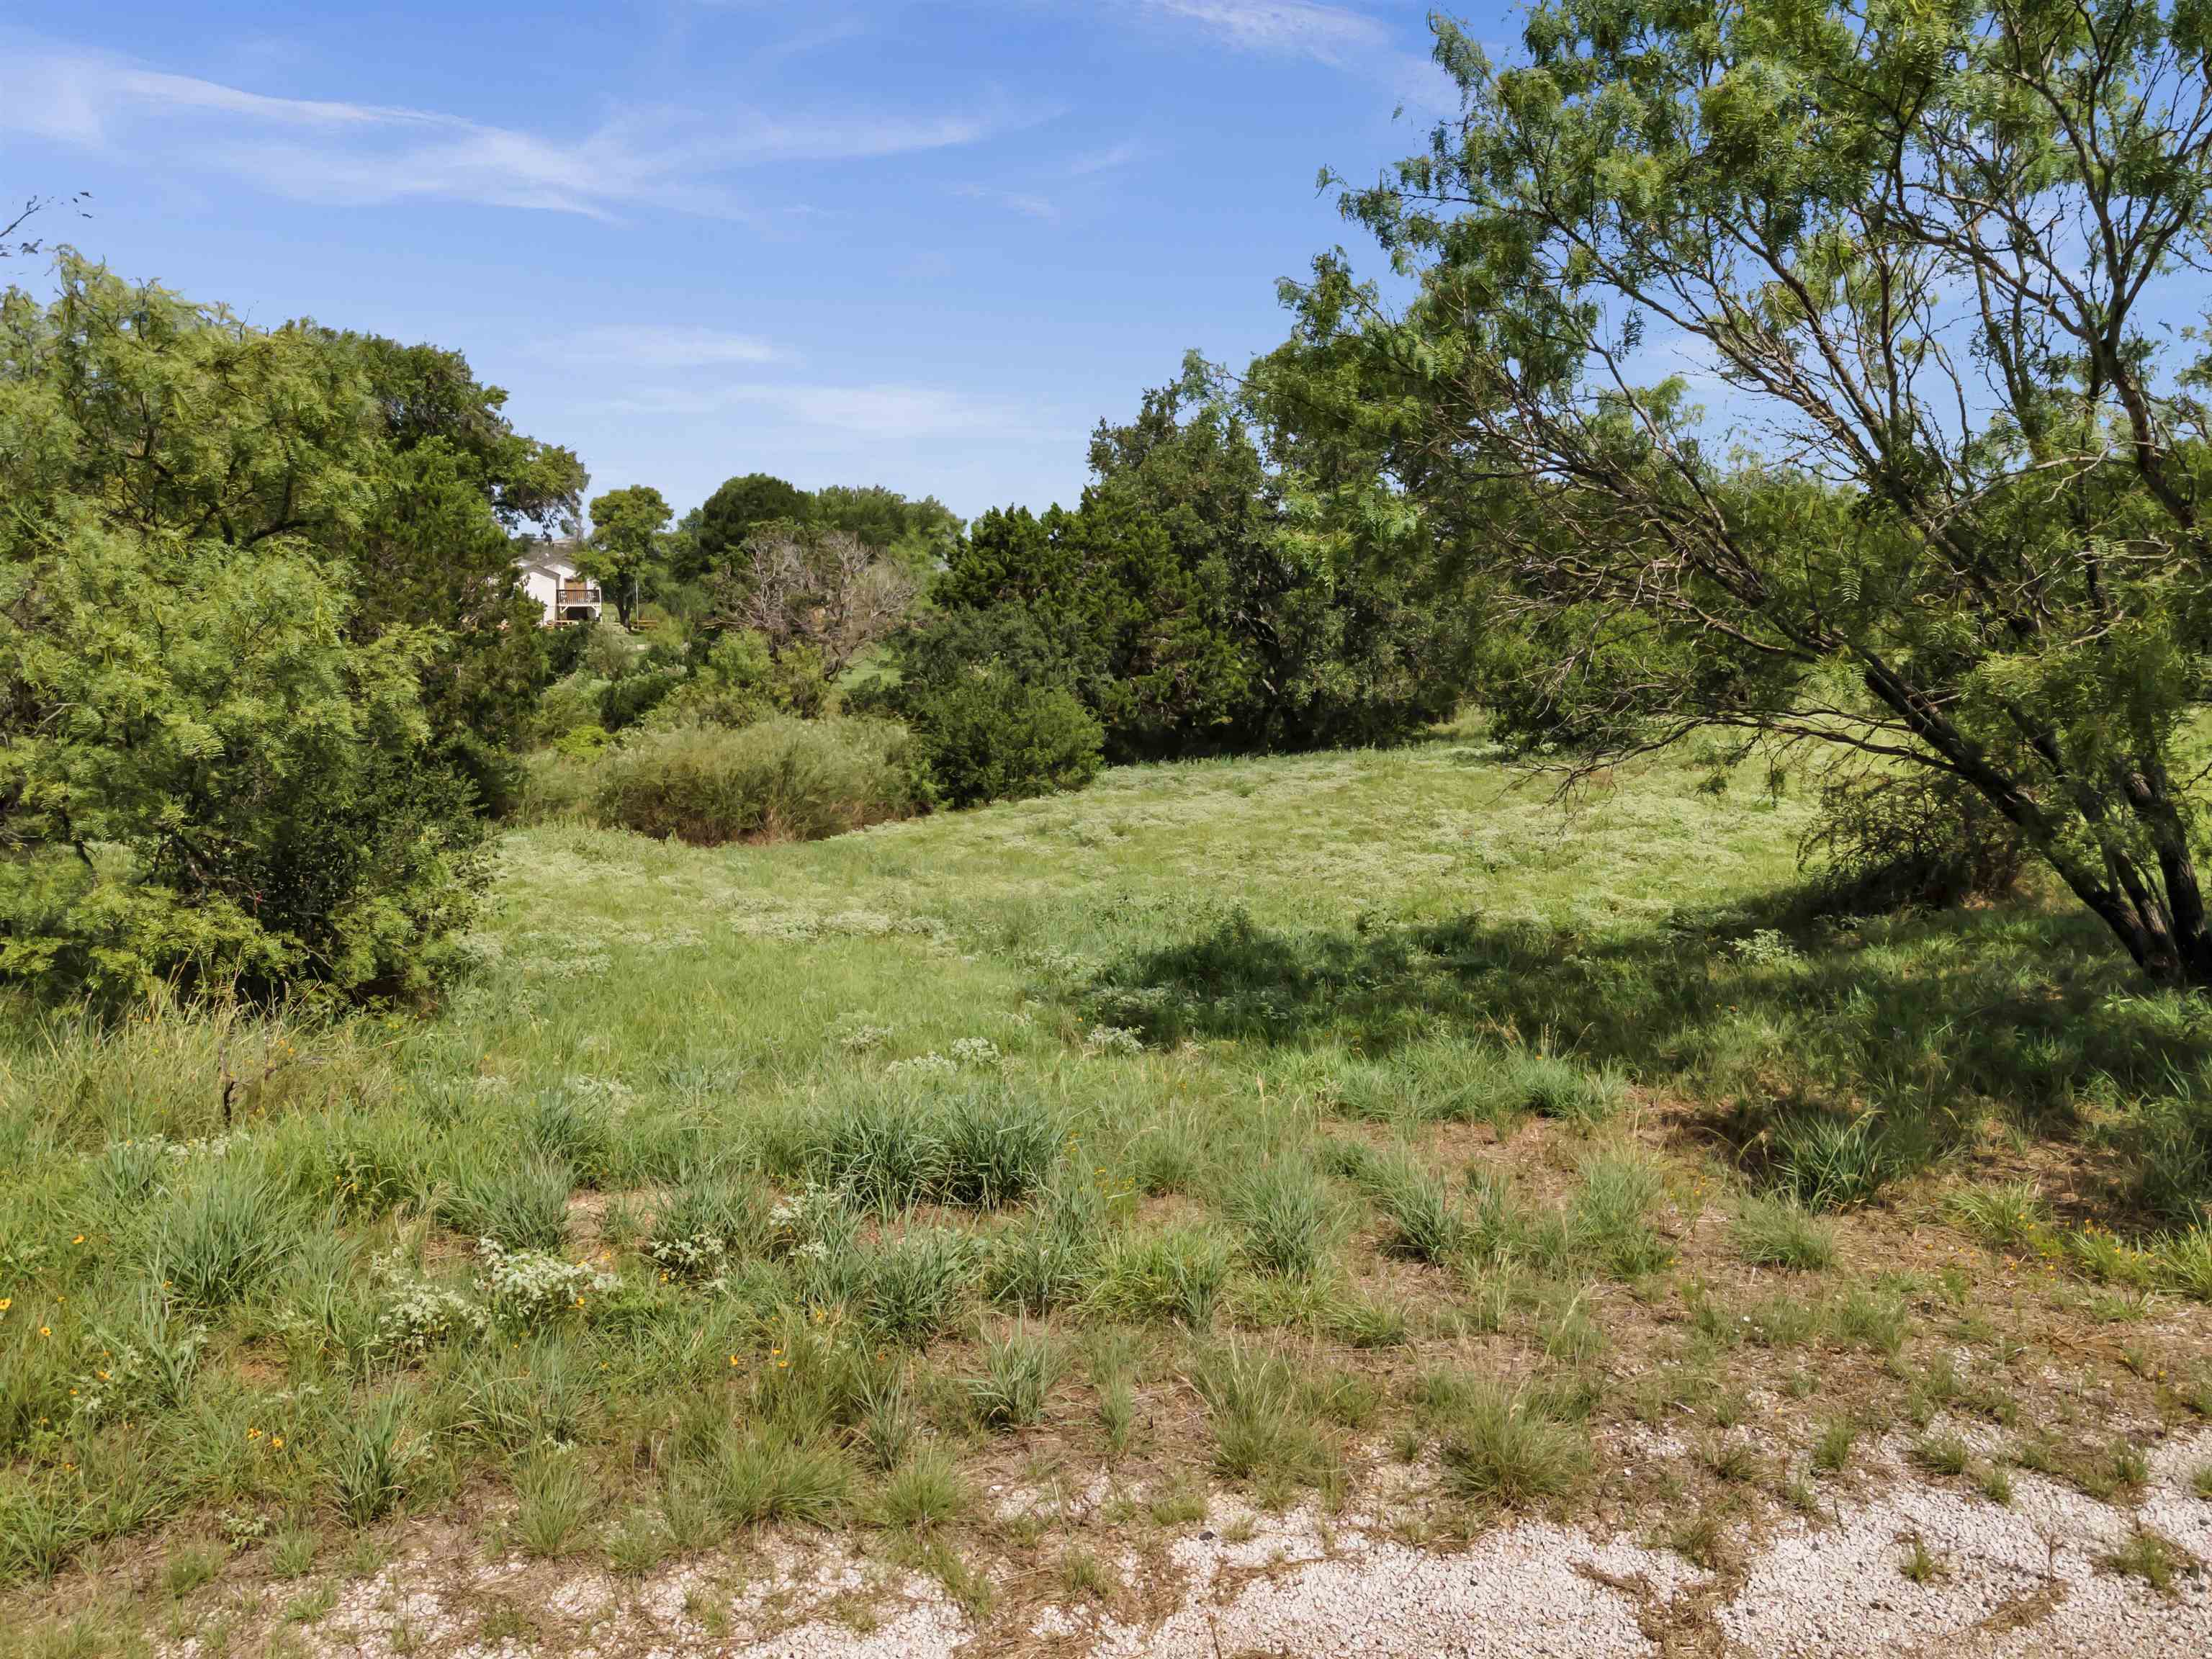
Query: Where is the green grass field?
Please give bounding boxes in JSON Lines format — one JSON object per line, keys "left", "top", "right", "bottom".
{"left": 4, "top": 731, "right": 2211, "bottom": 1650}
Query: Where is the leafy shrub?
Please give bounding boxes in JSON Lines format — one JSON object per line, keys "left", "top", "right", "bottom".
{"left": 906, "top": 672, "right": 1104, "bottom": 808}
{"left": 642, "top": 630, "right": 783, "bottom": 732}
{"left": 1800, "top": 770, "right": 2026, "bottom": 914}
{"left": 0, "top": 260, "right": 505, "bottom": 1006}
{"left": 598, "top": 666, "right": 687, "bottom": 732}
{"left": 591, "top": 718, "right": 928, "bottom": 845}
{"left": 475, "top": 1237, "right": 615, "bottom": 1328}
{"left": 533, "top": 673, "right": 609, "bottom": 742}
{"left": 551, "top": 723, "right": 612, "bottom": 760}
{"left": 371, "top": 1262, "right": 485, "bottom": 1357}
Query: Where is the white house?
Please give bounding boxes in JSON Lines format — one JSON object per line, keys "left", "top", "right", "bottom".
{"left": 513, "top": 542, "right": 603, "bottom": 626}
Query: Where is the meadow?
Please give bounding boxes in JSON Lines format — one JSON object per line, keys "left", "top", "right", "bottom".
{"left": 4, "top": 729, "right": 2211, "bottom": 1653}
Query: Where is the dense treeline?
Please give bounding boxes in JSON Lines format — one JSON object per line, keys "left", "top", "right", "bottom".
{"left": 529, "top": 374, "right": 1474, "bottom": 827}
{"left": 10, "top": 0, "right": 2212, "bottom": 1007}
{"left": 876, "top": 379, "right": 1465, "bottom": 769}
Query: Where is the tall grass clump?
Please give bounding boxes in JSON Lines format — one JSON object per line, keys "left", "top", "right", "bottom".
{"left": 1334, "top": 1040, "right": 1620, "bottom": 1128}
{"left": 878, "top": 1442, "right": 970, "bottom": 1530}
{"left": 711, "top": 1431, "right": 854, "bottom": 1529}
{"left": 858, "top": 1228, "right": 978, "bottom": 1344}
{"left": 1087, "top": 1228, "right": 1231, "bottom": 1327}
{"left": 1192, "top": 1343, "right": 1334, "bottom": 1488}
{"left": 1432, "top": 1380, "right": 1590, "bottom": 1506}
{"left": 1227, "top": 1159, "right": 1340, "bottom": 1278}
{"left": 515, "top": 1444, "right": 592, "bottom": 1557}
{"left": 324, "top": 1395, "right": 421, "bottom": 1528}
{"left": 806, "top": 1087, "right": 1057, "bottom": 1212}
{"left": 150, "top": 1158, "right": 300, "bottom": 1310}
{"left": 986, "top": 1173, "right": 1109, "bottom": 1313}
{"left": 1328, "top": 1143, "right": 1467, "bottom": 1264}
{"left": 2132, "top": 1084, "right": 2212, "bottom": 1229}
{"left": 968, "top": 1322, "right": 1061, "bottom": 1429}
{"left": 644, "top": 1164, "right": 766, "bottom": 1280}
{"left": 1563, "top": 1151, "right": 1673, "bottom": 1279}
{"left": 435, "top": 1148, "right": 573, "bottom": 1251}
{"left": 1732, "top": 1192, "right": 1837, "bottom": 1271}
{"left": 592, "top": 718, "right": 926, "bottom": 846}
{"left": 937, "top": 1092, "right": 1059, "bottom": 1208}
{"left": 1770, "top": 1111, "right": 1932, "bottom": 1210}
{"left": 1943, "top": 1181, "right": 2051, "bottom": 1252}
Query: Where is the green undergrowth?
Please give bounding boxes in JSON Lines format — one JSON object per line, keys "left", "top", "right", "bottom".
{"left": 1, "top": 735, "right": 2208, "bottom": 1590}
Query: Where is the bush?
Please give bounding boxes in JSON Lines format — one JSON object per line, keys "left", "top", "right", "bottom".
{"left": 861, "top": 609, "right": 1103, "bottom": 806}
{"left": 533, "top": 673, "right": 609, "bottom": 743}
{"left": 551, "top": 723, "right": 611, "bottom": 760}
{"left": 904, "top": 672, "right": 1103, "bottom": 808}
{"left": 0, "top": 259, "right": 500, "bottom": 1006}
{"left": 591, "top": 718, "right": 928, "bottom": 845}
{"left": 513, "top": 750, "right": 598, "bottom": 824}
{"left": 642, "top": 631, "right": 783, "bottom": 732}
{"left": 1800, "top": 770, "right": 2026, "bottom": 914}
{"left": 598, "top": 666, "right": 687, "bottom": 732}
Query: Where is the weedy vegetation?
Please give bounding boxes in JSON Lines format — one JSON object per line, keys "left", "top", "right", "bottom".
{"left": 1, "top": 735, "right": 2208, "bottom": 1634}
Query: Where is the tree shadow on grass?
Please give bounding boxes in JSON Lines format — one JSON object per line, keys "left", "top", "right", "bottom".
{"left": 1075, "top": 889, "right": 2212, "bottom": 1208}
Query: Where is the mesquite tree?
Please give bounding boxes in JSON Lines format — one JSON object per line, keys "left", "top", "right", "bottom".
{"left": 1283, "top": 1, "right": 2212, "bottom": 987}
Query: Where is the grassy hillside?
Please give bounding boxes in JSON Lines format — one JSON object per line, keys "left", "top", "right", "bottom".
{"left": 4, "top": 733, "right": 2210, "bottom": 1650}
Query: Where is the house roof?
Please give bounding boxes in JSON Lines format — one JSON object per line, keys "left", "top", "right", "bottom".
{"left": 514, "top": 539, "right": 586, "bottom": 579}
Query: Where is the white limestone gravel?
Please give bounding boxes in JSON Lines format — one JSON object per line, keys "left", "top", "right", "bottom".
{"left": 160, "top": 1426, "right": 2212, "bottom": 1659}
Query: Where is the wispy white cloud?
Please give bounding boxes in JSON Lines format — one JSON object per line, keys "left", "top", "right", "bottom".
{"left": 1132, "top": 1, "right": 1455, "bottom": 111}
{"left": 1067, "top": 138, "right": 1142, "bottom": 176}
{"left": 560, "top": 324, "right": 788, "bottom": 368}
{"left": 0, "top": 36, "right": 1017, "bottom": 219}
{"left": 1141, "top": 0, "right": 1389, "bottom": 66}
{"left": 956, "top": 184, "right": 1060, "bottom": 221}
{"left": 609, "top": 380, "right": 1020, "bottom": 438}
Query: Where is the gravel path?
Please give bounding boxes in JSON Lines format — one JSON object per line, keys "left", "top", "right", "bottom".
{"left": 183, "top": 1427, "right": 2212, "bottom": 1658}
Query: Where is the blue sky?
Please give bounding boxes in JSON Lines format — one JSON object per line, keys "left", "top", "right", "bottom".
{"left": 0, "top": 2, "right": 1477, "bottom": 521}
